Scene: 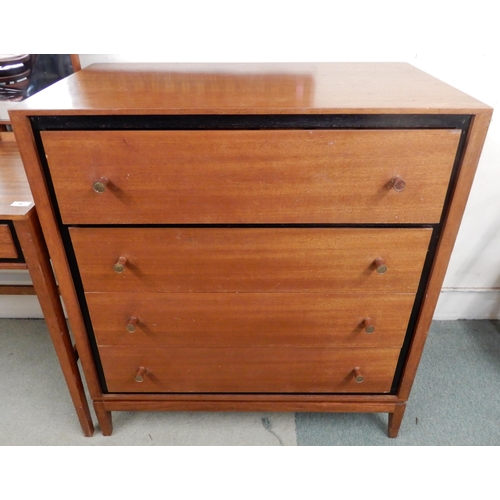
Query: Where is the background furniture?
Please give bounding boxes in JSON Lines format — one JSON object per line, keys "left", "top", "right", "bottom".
{"left": 0, "top": 132, "right": 93, "bottom": 435}
{"left": 1, "top": 54, "right": 93, "bottom": 435}
{"left": 10, "top": 63, "right": 492, "bottom": 437}
{"left": 0, "top": 55, "right": 36, "bottom": 103}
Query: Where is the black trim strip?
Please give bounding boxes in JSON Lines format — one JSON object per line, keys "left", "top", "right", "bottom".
{"left": 390, "top": 228, "right": 441, "bottom": 392}
{"left": 68, "top": 223, "right": 437, "bottom": 230}
{"left": 31, "top": 114, "right": 471, "bottom": 131}
{"left": 60, "top": 224, "right": 109, "bottom": 391}
{"left": 390, "top": 119, "right": 472, "bottom": 392}
{"left": 105, "top": 391, "right": 395, "bottom": 396}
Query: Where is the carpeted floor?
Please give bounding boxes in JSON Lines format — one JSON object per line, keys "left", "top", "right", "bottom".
{"left": 0, "top": 318, "right": 499, "bottom": 445}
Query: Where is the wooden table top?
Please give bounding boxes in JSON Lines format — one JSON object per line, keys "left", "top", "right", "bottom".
{"left": 0, "top": 136, "right": 34, "bottom": 219}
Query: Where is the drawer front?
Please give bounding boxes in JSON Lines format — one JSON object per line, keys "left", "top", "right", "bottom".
{"left": 70, "top": 227, "right": 432, "bottom": 294}
{"left": 99, "top": 346, "right": 401, "bottom": 393}
{"left": 42, "top": 129, "right": 460, "bottom": 224}
{"left": 87, "top": 292, "right": 415, "bottom": 348}
{"left": 0, "top": 224, "right": 18, "bottom": 259}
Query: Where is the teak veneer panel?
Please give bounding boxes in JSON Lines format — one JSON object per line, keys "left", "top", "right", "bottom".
{"left": 99, "top": 345, "right": 401, "bottom": 394}
{"left": 12, "top": 63, "right": 490, "bottom": 114}
{"left": 70, "top": 227, "right": 432, "bottom": 294}
{"left": 42, "top": 129, "right": 459, "bottom": 224}
{"left": 86, "top": 292, "right": 415, "bottom": 348}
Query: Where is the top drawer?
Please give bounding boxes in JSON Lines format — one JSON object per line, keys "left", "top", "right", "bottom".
{"left": 41, "top": 129, "right": 460, "bottom": 225}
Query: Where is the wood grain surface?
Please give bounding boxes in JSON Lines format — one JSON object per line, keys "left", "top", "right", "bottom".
{"left": 10, "top": 63, "right": 491, "bottom": 115}
{"left": 70, "top": 227, "right": 432, "bottom": 294}
{"left": 42, "top": 129, "right": 460, "bottom": 224}
{"left": 0, "top": 224, "right": 17, "bottom": 258}
{"left": 86, "top": 292, "right": 415, "bottom": 348}
{"left": 99, "top": 345, "right": 401, "bottom": 393}
{"left": 0, "top": 141, "right": 34, "bottom": 219}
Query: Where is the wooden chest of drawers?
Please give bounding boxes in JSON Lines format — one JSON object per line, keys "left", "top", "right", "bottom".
{"left": 10, "top": 63, "right": 492, "bottom": 437}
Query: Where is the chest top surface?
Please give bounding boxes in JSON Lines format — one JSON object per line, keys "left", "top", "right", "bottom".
{"left": 9, "top": 62, "right": 490, "bottom": 117}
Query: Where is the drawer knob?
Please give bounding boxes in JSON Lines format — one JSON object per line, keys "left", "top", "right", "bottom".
{"left": 126, "top": 316, "right": 138, "bottom": 333}
{"left": 113, "top": 256, "right": 128, "bottom": 273}
{"left": 93, "top": 177, "right": 109, "bottom": 193}
{"left": 391, "top": 176, "right": 406, "bottom": 192}
{"left": 363, "top": 318, "right": 375, "bottom": 334}
{"left": 135, "top": 366, "right": 148, "bottom": 383}
{"left": 353, "top": 367, "right": 364, "bottom": 383}
{"left": 374, "top": 258, "right": 388, "bottom": 274}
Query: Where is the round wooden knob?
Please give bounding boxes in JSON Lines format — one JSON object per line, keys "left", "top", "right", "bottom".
{"left": 126, "top": 316, "right": 138, "bottom": 333}
{"left": 353, "top": 367, "right": 364, "bottom": 383}
{"left": 135, "top": 366, "right": 147, "bottom": 383}
{"left": 374, "top": 258, "right": 388, "bottom": 274}
{"left": 363, "top": 318, "right": 375, "bottom": 334}
{"left": 392, "top": 176, "right": 406, "bottom": 192}
{"left": 93, "top": 177, "right": 109, "bottom": 193}
{"left": 113, "top": 256, "right": 127, "bottom": 273}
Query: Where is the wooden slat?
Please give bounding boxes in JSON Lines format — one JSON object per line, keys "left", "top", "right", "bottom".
{"left": 42, "top": 129, "right": 460, "bottom": 224}
{"left": 97, "top": 392, "right": 404, "bottom": 426}
{"left": 96, "top": 393, "right": 402, "bottom": 404}
{"left": 0, "top": 262, "right": 27, "bottom": 270}
{"left": 70, "top": 227, "right": 432, "bottom": 294}
{"left": 99, "top": 392, "right": 400, "bottom": 403}
{"left": 99, "top": 399, "right": 399, "bottom": 414}
{"left": 0, "top": 285, "right": 35, "bottom": 295}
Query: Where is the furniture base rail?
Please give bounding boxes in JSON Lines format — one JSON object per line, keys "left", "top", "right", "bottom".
{"left": 93, "top": 395, "right": 406, "bottom": 438}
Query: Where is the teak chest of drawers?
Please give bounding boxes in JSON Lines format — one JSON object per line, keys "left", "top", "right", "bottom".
{"left": 10, "top": 63, "right": 492, "bottom": 437}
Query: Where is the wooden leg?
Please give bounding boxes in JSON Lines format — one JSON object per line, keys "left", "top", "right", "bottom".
{"left": 388, "top": 403, "right": 406, "bottom": 438}
{"left": 94, "top": 403, "right": 113, "bottom": 436}
{"left": 14, "top": 211, "right": 95, "bottom": 437}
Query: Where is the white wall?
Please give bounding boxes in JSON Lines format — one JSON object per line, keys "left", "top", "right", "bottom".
{"left": 3, "top": 1, "right": 499, "bottom": 318}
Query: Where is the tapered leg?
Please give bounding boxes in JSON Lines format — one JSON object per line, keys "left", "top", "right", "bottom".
{"left": 14, "top": 211, "right": 94, "bottom": 437}
{"left": 388, "top": 403, "right": 406, "bottom": 438}
{"left": 94, "top": 403, "right": 113, "bottom": 436}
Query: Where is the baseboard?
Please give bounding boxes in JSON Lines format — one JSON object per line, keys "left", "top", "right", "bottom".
{"left": 434, "top": 288, "right": 500, "bottom": 320}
